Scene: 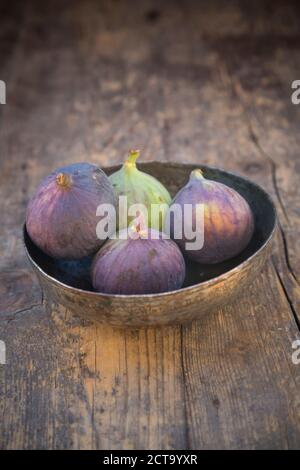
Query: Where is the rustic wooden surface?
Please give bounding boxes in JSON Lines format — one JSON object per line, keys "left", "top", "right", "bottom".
{"left": 1, "top": 0, "right": 300, "bottom": 449}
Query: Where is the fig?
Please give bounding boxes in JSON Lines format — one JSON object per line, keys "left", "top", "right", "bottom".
{"left": 26, "top": 162, "right": 115, "bottom": 259}
{"left": 109, "top": 150, "right": 171, "bottom": 231}
{"left": 92, "top": 222, "right": 186, "bottom": 295}
{"left": 167, "top": 169, "right": 254, "bottom": 264}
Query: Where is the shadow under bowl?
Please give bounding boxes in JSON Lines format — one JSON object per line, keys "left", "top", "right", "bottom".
{"left": 23, "top": 162, "right": 277, "bottom": 327}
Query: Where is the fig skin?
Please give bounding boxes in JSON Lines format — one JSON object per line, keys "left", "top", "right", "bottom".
{"left": 109, "top": 150, "right": 172, "bottom": 231}
{"left": 26, "top": 162, "right": 115, "bottom": 259}
{"left": 92, "top": 226, "right": 186, "bottom": 295}
{"left": 168, "top": 169, "right": 254, "bottom": 264}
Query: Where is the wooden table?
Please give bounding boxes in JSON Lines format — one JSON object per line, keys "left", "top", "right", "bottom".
{"left": 1, "top": 0, "right": 300, "bottom": 450}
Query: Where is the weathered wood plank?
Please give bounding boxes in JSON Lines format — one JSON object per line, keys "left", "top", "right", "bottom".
{"left": 183, "top": 264, "right": 300, "bottom": 449}
{"left": 1, "top": 0, "right": 300, "bottom": 450}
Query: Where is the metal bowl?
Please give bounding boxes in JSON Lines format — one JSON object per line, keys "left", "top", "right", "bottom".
{"left": 23, "top": 162, "right": 277, "bottom": 327}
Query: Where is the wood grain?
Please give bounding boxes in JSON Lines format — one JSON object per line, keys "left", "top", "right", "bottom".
{"left": 0, "top": 0, "right": 300, "bottom": 449}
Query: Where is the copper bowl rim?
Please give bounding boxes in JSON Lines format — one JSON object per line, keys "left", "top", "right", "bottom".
{"left": 23, "top": 161, "right": 277, "bottom": 299}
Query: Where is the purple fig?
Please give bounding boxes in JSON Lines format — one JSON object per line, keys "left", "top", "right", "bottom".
{"left": 168, "top": 169, "right": 254, "bottom": 264}
{"left": 92, "top": 223, "right": 186, "bottom": 295}
{"left": 26, "top": 162, "right": 115, "bottom": 259}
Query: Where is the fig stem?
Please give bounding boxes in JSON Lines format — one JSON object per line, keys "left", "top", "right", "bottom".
{"left": 190, "top": 169, "right": 204, "bottom": 180}
{"left": 56, "top": 172, "right": 72, "bottom": 188}
{"left": 125, "top": 149, "right": 140, "bottom": 169}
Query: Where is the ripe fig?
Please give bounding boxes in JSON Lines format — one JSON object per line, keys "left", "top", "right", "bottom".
{"left": 26, "top": 162, "right": 115, "bottom": 259}
{"left": 109, "top": 150, "right": 171, "bottom": 231}
{"left": 92, "top": 222, "right": 186, "bottom": 295}
{"left": 168, "top": 169, "right": 254, "bottom": 264}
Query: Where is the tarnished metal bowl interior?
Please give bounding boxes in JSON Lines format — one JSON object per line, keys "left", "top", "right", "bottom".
{"left": 23, "top": 162, "right": 277, "bottom": 327}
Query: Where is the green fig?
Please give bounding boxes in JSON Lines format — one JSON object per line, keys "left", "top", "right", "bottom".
{"left": 109, "top": 150, "right": 172, "bottom": 231}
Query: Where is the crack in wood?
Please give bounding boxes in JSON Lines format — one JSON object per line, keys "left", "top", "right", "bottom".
{"left": 180, "top": 325, "right": 190, "bottom": 449}
{"left": 0, "top": 302, "right": 43, "bottom": 324}
{"left": 273, "top": 260, "right": 300, "bottom": 332}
